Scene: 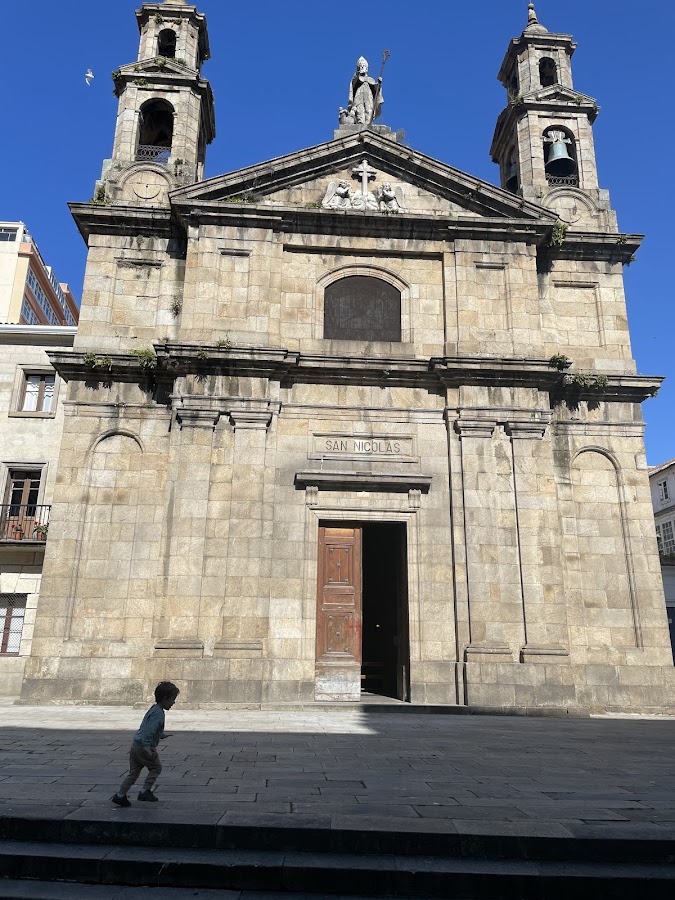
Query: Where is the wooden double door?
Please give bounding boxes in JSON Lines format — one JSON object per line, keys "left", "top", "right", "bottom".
{"left": 315, "top": 522, "right": 409, "bottom": 701}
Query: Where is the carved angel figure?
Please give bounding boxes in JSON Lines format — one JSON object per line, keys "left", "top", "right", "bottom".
{"left": 378, "top": 182, "right": 404, "bottom": 213}
{"left": 322, "top": 180, "right": 353, "bottom": 209}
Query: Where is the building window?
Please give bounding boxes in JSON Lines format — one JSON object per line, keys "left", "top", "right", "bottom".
{"left": 658, "top": 480, "right": 670, "bottom": 502}
{"left": 21, "top": 373, "right": 55, "bottom": 413}
{"left": 1, "top": 470, "right": 42, "bottom": 541}
{"left": 662, "top": 521, "right": 675, "bottom": 556}
{"left": 20, "top": 298, "right": 40, "bottom": 325}
{"left": 0, "top": 227, "right": 18, "bottom": 242}
{"left": 324, "top": 276, "right": 401, "bottom": 342}
{"left": 0, "top": 595, "right": 27, "bottom": 655}
{"left": 26, "top": 269, "right": 60, "bottom": 325}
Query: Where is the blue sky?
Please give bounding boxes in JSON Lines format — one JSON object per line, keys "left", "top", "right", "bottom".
{"left": 1, "top": 0, "right": 672, "bottom": 463}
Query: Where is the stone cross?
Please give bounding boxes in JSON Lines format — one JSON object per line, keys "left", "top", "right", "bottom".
{"left": 351, "top": 158, "right": 377, "bottom": 197}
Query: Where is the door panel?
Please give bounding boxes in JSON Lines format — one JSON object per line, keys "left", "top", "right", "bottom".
{"left": 316, "top": 526, "right": 362, "bottom": 665}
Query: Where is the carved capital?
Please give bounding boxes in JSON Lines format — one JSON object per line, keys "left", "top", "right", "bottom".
{"left": 228, "top": 409, "right": 273, "bottom": 431}
{"left": 454, "top": 419, "right": 496, "bottom": 439}
{"left": 176, "top": 408, "right": 220, "bottom": 430}
{"left": 505, "top": 419, "right": 550, "bottom": 440}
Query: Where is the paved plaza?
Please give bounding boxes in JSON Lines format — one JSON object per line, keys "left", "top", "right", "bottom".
{"left": 0, "top": 705, "right": 675, "bottom": 840}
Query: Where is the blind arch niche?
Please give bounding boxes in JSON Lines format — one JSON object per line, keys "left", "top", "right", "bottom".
{"left": 323, "top": 274, "right": 402, "bottom": 342}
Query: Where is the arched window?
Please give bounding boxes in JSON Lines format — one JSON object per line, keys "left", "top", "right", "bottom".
{"left": 136, "top": 100, "right": 174, "bottom": 162}
{"left": 324, "top": 276, "right": 401, "bottom": 342}
{"left": 543, "top": 126, "right": 578, "bottom": 186}
{"left": 505, "top": 148, "right": 519, "bottom": 193}
{"left": 158, "top": 29, "right": 176, "bottom": 58}
{"left": 539, "top": 57, "right": 557, "bottom": 88}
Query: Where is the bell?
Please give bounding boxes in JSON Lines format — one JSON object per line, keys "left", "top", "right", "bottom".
{"left": 505, "top": 160, "right": 518, "bottom": 193}
{"left": 545, "top": 140, "right": 576, "bottom": 177}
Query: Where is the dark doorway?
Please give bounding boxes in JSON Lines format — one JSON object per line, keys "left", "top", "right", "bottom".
{"left": 361, "top": 523, "right": 409, "bottom": 700}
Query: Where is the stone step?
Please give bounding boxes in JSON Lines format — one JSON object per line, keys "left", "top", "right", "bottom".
{"left": 0, "top": 880, "right": 414, "bottom": 900}
{"left": 2, "top": 812, "right": 675, "bottom": 865}
{"left": 0, "top": 840, "right": 674, "bottom": 899}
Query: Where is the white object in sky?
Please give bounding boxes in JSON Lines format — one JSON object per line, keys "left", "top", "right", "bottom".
{"left": 85, "top": 69, "right": 94, "bottom": 86}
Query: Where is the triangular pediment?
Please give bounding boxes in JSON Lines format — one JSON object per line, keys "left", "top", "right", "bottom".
{"left": 523, "top": 84, "right": 597, "bottom": 106}
{"left": 118, "top": 58, "right": 197, "bottom": 78}
{"left": 171, "top": 131, "right": 556, "bottom": 223}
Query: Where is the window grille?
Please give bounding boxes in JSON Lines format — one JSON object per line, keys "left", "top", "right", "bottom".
{"left": 0, "top": 594, "right": 27, "bottom": 655}
{"left": 324, "top": 276, "right": 401, "bottom": 342}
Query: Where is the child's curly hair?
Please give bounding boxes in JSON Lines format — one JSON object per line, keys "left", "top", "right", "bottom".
{"left": 154, "top": 681, "right": 180, "bottom": 703}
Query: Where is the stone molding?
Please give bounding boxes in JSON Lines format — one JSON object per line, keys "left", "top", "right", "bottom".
{"left": 48, "top": 349, "right": 663, "bottom": 403}
{"left": 465, "top": 643, "right": 514, "bottom": 662}
{"left": 520, "top": 645, "right": 570, "bottom": 664}
{"left": 295, "top": 471, "right": 432, "bottom": 494}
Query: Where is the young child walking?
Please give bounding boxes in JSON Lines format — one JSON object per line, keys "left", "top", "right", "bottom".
{"left": 112, "top": 681, "right": 179, "bottom": 807}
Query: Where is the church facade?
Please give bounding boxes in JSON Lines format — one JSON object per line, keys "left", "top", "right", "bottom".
{"left": 20, "top": 0, "right": 673, "bottom": 712}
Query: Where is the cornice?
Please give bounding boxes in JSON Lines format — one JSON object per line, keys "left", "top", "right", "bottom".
{"left": 547, "top": 231, "right": 643, "bottom": 264}
{"left": 174, "top": 200, "right": 553, "bottom": 245}
{"left": 46, "top": 345, "right": 664, "bottom": 404}
{"left": 68, "top": 203, "right": 174, "bottom": 242}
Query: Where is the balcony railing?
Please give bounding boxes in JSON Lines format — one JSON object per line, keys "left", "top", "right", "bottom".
{"left": 546, "top": 173, "right": 579, "bottom": 187}
{"left": 0, "top": 505, "right": 51, "bottom": 542}
{"left": 135, "top": 145, "right": 171, "bottom": 164}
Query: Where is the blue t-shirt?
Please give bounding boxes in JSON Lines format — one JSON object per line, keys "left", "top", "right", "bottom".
{"left": 133, "top": 703, "right": 165, "bottom": 749}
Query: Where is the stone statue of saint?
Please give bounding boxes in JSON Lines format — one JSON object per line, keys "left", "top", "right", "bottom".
{"left": 341, "top": 57, "right": 383, "bottom": 126}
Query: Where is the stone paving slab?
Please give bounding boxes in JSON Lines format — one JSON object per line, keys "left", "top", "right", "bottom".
{"left": 0, "top": 706, "right": 674, "bottom": 841}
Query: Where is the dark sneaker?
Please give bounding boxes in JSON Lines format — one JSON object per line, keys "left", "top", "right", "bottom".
{"left": 111, "top": 794, "right": 131, "bottom": 807}
{"left": 138, "top": 790, "right": 158, "bottom": 802}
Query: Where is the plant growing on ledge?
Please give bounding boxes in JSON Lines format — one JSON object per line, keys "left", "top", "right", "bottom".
{"left": 216, "top": 337, "right": 232, "bottom": 349}
{"left": 548, "top": 354, "right": 572, "bottom": 370}
{"left": 131, "top": 348, "right": 157, "bottom": 370}
{"left": 564, "top": 372, "right": 610, "bottom": 391}
{"left": 154, "top": 13, "right": 164, "bottom": 24}
{"left": 83, "top": 353, "right": 112, "bottom": 370}
{"left": 197, "top": 349, "right": 208, "bottom": 360}
{"left": 548, "top": 220, "right": 568, "bottom": 248}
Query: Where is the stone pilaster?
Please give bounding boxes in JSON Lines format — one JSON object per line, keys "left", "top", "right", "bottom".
{"left": 154, "top": 404, "right": 219, "bottom": 650}
{"left": 454, "top": 417, "right": 523, "bottom": 661}
{"left": 505, "top": 418, "right": 570, "bottom": 662}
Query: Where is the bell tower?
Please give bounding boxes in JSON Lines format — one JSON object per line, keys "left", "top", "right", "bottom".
{"left": 490, "top": 3, "right": 617, "bottom": 231}
{"left": 96, "top": 0, "right": 215, "bottom": 207}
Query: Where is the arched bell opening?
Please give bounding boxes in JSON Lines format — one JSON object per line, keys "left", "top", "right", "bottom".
{"left": 505, "top": 147, "right": 519, "bottom": 194}
{"left": 543, "top": 126, "right": 578, "bottom": 187}
{"left": 136, "top": 99, "right": 174, "bottom": 163}
{"left": 539, "top": 57, "right": 557, "bottom": 88}
{"left": 157, "top": 29, "right": 177, "bottom": 59}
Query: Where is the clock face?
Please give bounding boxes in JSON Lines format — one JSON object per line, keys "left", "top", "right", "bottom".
{"left": 123, "top": 170, "right": 169, "bottom": 204}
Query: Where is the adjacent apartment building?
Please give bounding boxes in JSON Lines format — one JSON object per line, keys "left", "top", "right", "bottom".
{"left": 650, "top": 459, "right": 675, "bottom": 660}
{"left": 0, "top": 222, "right": 78, "bottom": 327}
{"left": 0, "top": 224, "right": 78, "bottom": 696}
